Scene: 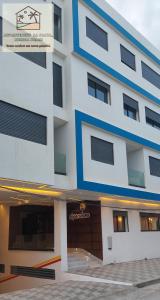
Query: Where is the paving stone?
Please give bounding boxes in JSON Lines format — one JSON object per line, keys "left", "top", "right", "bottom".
{"left": 72, "top": 258, "right": 160, "bottom": 284}
{"left": 2, "top": 259, "right": 160, "bottom": 299}
{"left": 0, "top": 282, "right": 129, "bottom": 300}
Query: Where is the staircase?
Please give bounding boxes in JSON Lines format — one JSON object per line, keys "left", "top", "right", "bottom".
{"left": 68, "top": 248, "right": 102, "bottom": 271}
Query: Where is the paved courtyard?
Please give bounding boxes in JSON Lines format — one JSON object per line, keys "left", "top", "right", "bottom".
{"left": 2, "top": 281, "right": 160, "bottom": 300}
{"left": 71, "top": 258, "right": 160, "bottom": 285}
{"left": 0, "top": 281, "right": 133, "bottom": 300}
{"left": 1, "top": 259, "right": 160, "bottom": 299}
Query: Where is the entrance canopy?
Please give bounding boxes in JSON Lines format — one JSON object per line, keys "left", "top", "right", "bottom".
{"left": 0, "top": 177, "right": 159, "bottom": 211}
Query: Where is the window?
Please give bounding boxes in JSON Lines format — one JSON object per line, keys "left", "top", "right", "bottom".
{"left": 113, "top": 211, "right": 129, "bottom": 232}
{"left": 0, "top": 100, "right": 47, "bottom": 145}
{"left": 53, "top": 62, "right": 63, "bottom": 107}
{"left": 145, "top": 107, "right": 160, "bottom": 130}
{"left": 120, "top": 45, "right": 136, "bottom": 70}
{"left": 123, "top": 94, "right": 139, "bottom": 120}
{"left": 88, "top": 73, "right": 110, "bottom": 104}
{"left": 54, "top": 4, "right": 62, "bottom": 43}
{"left": 91, "top": 136, "right": 114, "bottom": 165}
{"left": 9, "top": 205, "right": 54, "bottom": 251}
{"left": 149, "top": 156, "right": 160, "bottom": 178}
{"left": 141, "top": 61, "right": 160, "bottom": 89}
{"left": 17, "top": 52, "right": 46, "bottom": 68}
{"left": 86, "top": 17, "right": 108, "bottom": 50}
{"left": 140, "top": 213, "right": 160, "bottom": 231}
{"left": 0, "top": 16, "right": 2, "bottom": 46}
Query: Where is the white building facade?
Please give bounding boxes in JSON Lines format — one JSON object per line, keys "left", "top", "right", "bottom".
{"left": 0, "top": 0, "right": 160, "bottom": 293}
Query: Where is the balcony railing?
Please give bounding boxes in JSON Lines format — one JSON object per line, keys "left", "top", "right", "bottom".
{"left": 128, "top": 168, "right": 145, "bottom": 188}
{"left": 54, "top": 152, "right": 66, "bottom": 175}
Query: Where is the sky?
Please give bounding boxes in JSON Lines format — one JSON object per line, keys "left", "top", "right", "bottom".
{"left": 106, "top": 0, "right": 160, "bottom": 50}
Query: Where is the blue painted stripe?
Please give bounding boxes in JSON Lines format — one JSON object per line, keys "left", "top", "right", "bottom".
{"left": 72, "top": 0, "right": 160, "bottom": 107}
{"left": 76, "top": 110, "right": 160, "bottom": 152}
{"left": 76, "top": 47, "right": 160, "bottom": 106}
{"left": 78, "top": 180, "right": 160, "bottom": 201}
{"left": 73, "top": 0, "right": 160, "bottom": 202}
{"left": 83, "top": 0, "right": 160, "bottom": 66}
{"left": 72, "top": 0, "right": 79, "bottom": 50}
{"left": 75, "top": 110, "right": 160, "bottom": 201}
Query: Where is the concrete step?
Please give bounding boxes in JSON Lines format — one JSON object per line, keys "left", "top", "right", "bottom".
{"left": 68, "top": 248, "right": 102, "bottom": 271}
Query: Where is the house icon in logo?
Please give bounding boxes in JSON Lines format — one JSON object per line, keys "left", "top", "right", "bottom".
{"left": 16, "top": 6, "right": 41, "bottom": 30}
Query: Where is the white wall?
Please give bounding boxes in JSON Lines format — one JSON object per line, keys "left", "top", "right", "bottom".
{"left": 71, "top": 55, "right": 160, "bottom": 193}
{"left": 71, "top": 57, "right": 160, "bottom": 145}
{"left": 82, "top": 124, "right": 128, "bottom": 187}
{"left": 0, "top": 51, "right": 54, "bottom": 185}
{"left": 78, "top": 0, "right": 160, "bottom": 99}
{"left": 144, "top": 149, "right": 160, "bottom": 192}
{"left": 101, "top": 206, "right": 160, "bottom": 264}
{"left": 81, "top": 120, "right": 160, "bottom": 193}
{"left": 127, "top": 149, "right": 145, "bottom": 173}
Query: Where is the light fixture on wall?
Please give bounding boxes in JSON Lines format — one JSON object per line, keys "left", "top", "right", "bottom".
{"left": 80, "top": 202, "right": 86, "bottom": 212}
{"left": 118, "top": 216, "right": 123, "bottom": 223}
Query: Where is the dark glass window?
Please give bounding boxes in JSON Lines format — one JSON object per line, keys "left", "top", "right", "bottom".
{"left": 0, "top": 16, "right": 2, "bottom": 46}
{"left": 54, "top": 4, "right": 62, "bottom": 43}
{"left": 142, "top": 61, "right": 160, "bottom": 89}
{"left": 91, "top": 136, "right": 114, "bottom": 165}
{"left": 53, "top": 62, "right": 63, "bottom": 107}
{"left": 124, "top": 105, "right": 137, "bottom": 120}
{"left": 145, "top": 107, "right": 160, "bottom": 130}
{"left": 17, "top": 52, "right": 46, "bottom": 68}
{"left": 149, "top": 156, "right": 160, "bottom": 177}
{"left": 86, "top": 17, "right": 108, "bottom": 50}
{"left": 88, "top": 74, "right": 110, "bottom": 104}
{"left": 140, "top": 213, "right": 160, "bottom": 231}
{"left": 120, "top": 45, "right": 136, "bottom": 70}
{"left": 113, "top": 211, "right": 129, "bottom": 232}
{"left": 9, "top": 205, "right": 54, "bottom": 251}
{"left": 123, "top": 94, "right": 139, "bottom": 120}
{"left": 0, "top": 100, "right": 47, "bottom": 145}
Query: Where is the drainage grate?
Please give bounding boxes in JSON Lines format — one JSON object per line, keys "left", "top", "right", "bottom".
{"left": 11, "top": 266, "right": 55, "bottom": 280}
{"left": 0, "top": 264, "right": 5, "bottom": 273}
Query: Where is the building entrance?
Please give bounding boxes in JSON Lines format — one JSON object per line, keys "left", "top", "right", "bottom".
{"left": 67, "top": 201, "right": 103, "bottom": 259}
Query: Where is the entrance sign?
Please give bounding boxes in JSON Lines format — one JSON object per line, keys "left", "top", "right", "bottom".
{"left": 69, "top": 202, "right": 91, "bottom": 221}
{"left": 69, "top": 212, "right": 91, "bottom": 221}
{"left": 3, "top": 3, "right": 53, "bottom": 52}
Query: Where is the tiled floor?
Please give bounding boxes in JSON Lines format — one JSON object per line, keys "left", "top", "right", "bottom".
{"left": 2, "top": 281, "right": 160, "bottom": 300}
{"left": 71, "top": 258, "right": 160, "bottom": 285}
{"left": 0, "top": 281, "right": 131, "bottom": 300}
{"left": 2, "top": 259, "right": 160, "bottom": 299}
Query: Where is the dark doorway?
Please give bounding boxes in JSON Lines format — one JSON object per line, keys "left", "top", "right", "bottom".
{"left": 67, "top": 201, "right": 103, "bottom": 259}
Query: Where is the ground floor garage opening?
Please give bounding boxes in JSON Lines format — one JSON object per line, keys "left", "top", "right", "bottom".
{"left": 67, "top": 201, "right": 103, "bottom": 261}
{"left": 0, "top": 200, "right": 62, "bottom": 294}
